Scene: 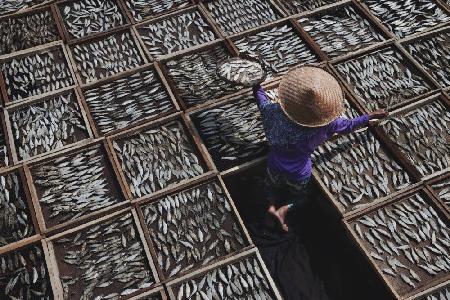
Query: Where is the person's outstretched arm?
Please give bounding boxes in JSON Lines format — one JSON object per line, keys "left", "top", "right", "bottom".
{"left": 252, "top": 85, "right": 272, "bottom": 110}
{"left": 329, "top": 109, "right": 388, "bottom": 135}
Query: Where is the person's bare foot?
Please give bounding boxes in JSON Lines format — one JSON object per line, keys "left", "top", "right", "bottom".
{"left": 275, "top": 205, "right": 290, "bottom": 232}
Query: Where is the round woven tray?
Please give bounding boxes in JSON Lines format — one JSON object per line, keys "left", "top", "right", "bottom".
{"left": 216, "top": 54, "right": 267, "bottom": 87}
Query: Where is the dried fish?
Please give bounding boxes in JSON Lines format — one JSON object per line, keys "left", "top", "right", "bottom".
{"left": 432, "top": 178, "right": 450, "bottom": 209}
{"left": 217, "top": 58, "right": 266, "bottom": 87}
{"left": 1, "top": 47, "right": 74, "bottom": 102}
{"left": 0, "top": 244, "right": 51, "bottom": 299}
{"left": 10, "top": 91, "right": 89, "bottom": 160}
{"left": 113, "top": 120, "right": 204, "bottom": 198}
{"left": 0, "top": 126, "right": 9, "bottom": 167}
{"left": 173, "top": 254, "right": 275, "bottom": 299}
{"left": 84, "top": 68, "right": 175, "bottom": 135}
{"left": 138, "top": 10, "right": 216, "bottom": 58}
{"left": 31, "top": 144, "right": 124, "bottom": 227}
{"left": 364, "top": 0, "right": 450, "bottom": 38}
{"left": 352, "top": 192, "right": 450, "bottom": 293}
{"left": 381, "top": 100, "right": 449, "bottom": 178}
{"left": 205, "top": 0, "right": 280, "bottom": 35}
{"left": 55, "top": 213, "right": 155, "bottom": 299}
{"left": 299, "top": 4, "right": 385, "bottom": 58}
{"left": 0, "top": 9, "right": 59, "bottom": 55}
{"left": 281, "top": 0, "right": 339, "bottom": 14}
{"left": 420, "top": 284, "right": 450, "bottom": 300}
{"left": 312, "top": 129, "right": 411, "bottom": 211}
{"left": 142, "top": 181, "right": 247, "bottom": 278}
{"left": 124, "top": 0, "right": 190, "bottom": 22}
{"left": 335, "top": 47, "right": 432, "bottom": 111}
{"left": 0, "top": 170, "right": 34, "bottom": 247}
{"left": 192, "top": 95, "right": 267, "bottom": 170}
{"left": 164, "top": 45, "right": 240, "bottom": 107}
{"left": 0, "top": 0, "right": 50, "bottom": 17}
{"left": 405, "top": 30, "right": 450, "bottom": 88}
{"left": 60, "top": 0, "right": 125, "bottom": 39}
{"left": 234, "top": 24, "right": 318, "bottom": 78}
{"left": 72, "top": 31, "right": 144, "bottom": 84}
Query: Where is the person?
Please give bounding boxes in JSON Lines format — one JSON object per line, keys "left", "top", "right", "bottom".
{"left": 253, "top": 66, "right": 387, "bottom": 232}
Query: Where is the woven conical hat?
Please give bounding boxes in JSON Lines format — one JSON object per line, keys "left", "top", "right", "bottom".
{"left": 278, "top": 66, "right": 344, "bottom": 127}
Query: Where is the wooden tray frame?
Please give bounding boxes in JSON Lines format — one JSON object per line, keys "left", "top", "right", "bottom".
{"left": 133, "top": 176, "right": 254, "bottom": 282}
{"left": 65, "top": 27, "right": 149, "bottom": 86}
{"left": 343, "top": 186, "right": 450, "bottom": 300}
{"left": 133, "top": 5, "right": 222, "bottom": 62}
{"left": 165, "top": 247, "right": 283, "bottom": 300}
{"left": 128, "top": 285, "right": 168, "bottom": 300}
{"left": 53, "top": 0, "right": 131, "bottom": 44}
{"left": 0, "top": 41, "right": 77, "bottom": 107}
{"left": 0, "top": 0, "right": 57, "bottom": 19}
{"left": 23, "top": 138, "right": 132, "bottom": 236}
{"left": 44, "top": 207, "right": 161, "bottom": 300}
{"left": 425, "top": 171, "right": 450, "bottom": 214}
{"left": 118, "top": 0, "right": 195, "bottom": 24}
{"left": 79, "top": 62, "right": 180, "bottom": 138}
{"left": 0, "top": 109, "right": 14, "bottom": 171}
{"left": 106, "top": 112, "right": 217, "bottom": 201}
{"left": 3, "top": 86, "right": 94, "bottom": 165}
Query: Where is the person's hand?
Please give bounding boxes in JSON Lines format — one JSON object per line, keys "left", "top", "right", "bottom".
{"left": 368, "top": 109, "right": 388, "bottom": 120}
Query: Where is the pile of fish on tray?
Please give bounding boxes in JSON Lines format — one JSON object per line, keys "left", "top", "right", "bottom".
{"left": 0, "top": 244, "right": 52, "bottom": 299}
{"left": 142, "top": 181, "right": 247, "bottom": 279}
{"left": 363, "top": 0, "right": 450, "bottom": 38}
{"left": 138, "top": 10, "right": 216, "bottom": 58}
{"left": 164, "top": 45, "right": 240, "bottom": 107}
{"left": 59, "top": 0, "right": 126, "bottom": 39}
{"left": 112, "top": 120, "right": 205, "bottom": 198}
{"left": 334, "top": 47, "right": 432, "bottom": 110}
{"left": 352, "top": 192, "right": 450, "bottom": 293}
{"left": 280, "top": 0, "right": 340, "bottom": 14}
{"left": 54, "top": 213, "right": 155, "bottom": 299}
{"left": 234, "top": 24, "right": 318, "bottom": 77}
{"left": 0, "top": 9, "right": 59, "bottom": 56}
{"left": 31, "top": 144, "right": 123, "bottom": 226}
{"left": 0, "top": 0, "right": 51, "bottom": 17}
{"left": 172, "top": 254, "right": 274, "bottom": 300}
{"left": 217, "top": 57, "right": 266, "bottom": 87}
{"left": 123, "top": 0, "right": 190, "bottom": 22}
{"left": 381, "top": 100, "right": 450, "bottom": 178}
{"left": 0, "top": 170, "right": 34, "bottom": 247}
{"left": 71, "top": 31, "right": 144, "bottom": 84}
{"left": 204, "top": 0, "right": 280, "bottom": 35}
{"left": 1, "top": 48, "right": 74, "bottom": 102}
{"left": 298, "top": 4, "right": 385, "bottom": 58}
{"left": 312, "top": 129, "right": 411, "bottom": 211}
{"left": 10, "top": 91, "right": 88, "bottom": 160}
{"left": 405, "top": 30, "right": 450, "bottom": 88}
{"left": 83, "top": 68, "right": 175, "bottom": 135}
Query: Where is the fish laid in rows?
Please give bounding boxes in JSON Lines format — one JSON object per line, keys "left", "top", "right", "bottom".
{"left": 335, "top": 47, "right": 432, "bottom": 111}
{"left": 381, "top": 100, "right": 449, "bottom": 178}
{"left": 124, "top": 0, "right": 190, "bottom": 22}
{"left": 84, "top": 68, "right": 175, "bottom": 135}
{"left": 165, "top": 45, "right": 240, "bottom": 108}
{"left": 281, "top": 0, "right": 339, "bottom": 14}
{"left": 363, "top": 0, "right": 450, "bottom": 38}
{"left": 0, "top": 0, "right": 50, "bottom": 17}
{"left": 217, "top": 58, "right": 266, "bottom": 87}
{"left": 0, "top": 9, "right": 59, "bottom": 56}
{"left": 10, "top": 91, "right": 89, "bottom": 160}
{"left": 0, "top": 127, "right": 9, "bottom": 167}
{"left": 0, "top": 170, "right": 34, "bottom": 247}
{"left": 72, "top": 31, "right": 144, "bottom": 84}
{"left": 60, "top": 0, "right": 125, "bottom": 39}
{"left": 55, "top": 213, "right": 155, "bottom": 299}
{"left": 142, "top": 181, "right": 247, "bottom": 278}
{"left": 352, "top": 192, "right": 450, "bottom": 294}
{"left": 113, "top": 120, "right": 204, "bottom": 198}
{"left": 193, "top": 95, "right": 267, "bottom": 170}
{"left": 432, "top": 178, "right": 450, "bottom": 209}
{"left": 31, "top": 144, "right": 123, "bottom": 227}
{"left": 173, "top": 254, "right": 275, "bottom": 300}
{"left": 312, "top": 129, "right": 410, "bottom": 211}
{"left": 234, "top": 24, "right": 318, "bottom": 78}
{"left": 1, "top": 48, "right": 74, "bottom": 102}
{"left": 138, "top": 9, "right": 216, "bottom": 58}
{"left": 420, "top": 284, "right": 449, "bottom": 300}
{"left": 405, "top": 30, "right": 450, "bottom": 88}
{"left": 0, "top": 244, "right": 51, "bottom": 299}
{"left": 299, "top": 4, "right": 385, "bottom": 58}
{"left": 205, "top": 0, "right": 280, "bottom": 35}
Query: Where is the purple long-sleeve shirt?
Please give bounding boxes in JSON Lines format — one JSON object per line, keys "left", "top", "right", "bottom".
{"left": 254, "top": 86, "right": 369, "bottom": 181}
